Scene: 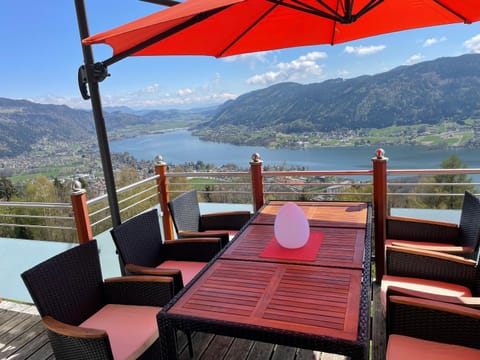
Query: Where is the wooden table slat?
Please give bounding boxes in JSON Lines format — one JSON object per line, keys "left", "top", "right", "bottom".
{"left": 252, "top": 201, "right": 368, "bottom": 229}
{"left": 169, "top": 260, "right": 362, "bottom": 341}
{"left": 161, "top": 201, "right": 371, "bottom": 360}
{"left": 223, "top": 225, "right": 365, "bottom": 269}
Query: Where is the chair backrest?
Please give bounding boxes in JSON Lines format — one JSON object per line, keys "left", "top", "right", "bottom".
{"left": 21, "top": 240, "right": 104, "bottom": 325}
{"left": 110, "top": 209, "right": 164, "bottom": 268}
{"left": 459, "top": 191, "right": 480, "bottom": 260}
{"left": 168, "top": 190, "right": 201, "bottom": 233}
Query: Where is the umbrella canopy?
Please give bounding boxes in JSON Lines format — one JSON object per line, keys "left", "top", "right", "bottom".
{"left": 84, "top": 0, "right": 480, "bottom": 61}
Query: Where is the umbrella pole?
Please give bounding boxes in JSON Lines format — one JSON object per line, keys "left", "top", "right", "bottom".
{"left": 74, "top": 0, "right": 121, "bottom": 227}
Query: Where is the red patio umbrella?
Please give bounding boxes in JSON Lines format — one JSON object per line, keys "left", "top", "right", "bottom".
{"left": 74, "top": 0, "right": 480, "bottom": 228}
{"left": 75, "top": 0, "right": 480, "bottom": 284}
{"left": 83, "top": 0, "right": 480, "bottom": 62}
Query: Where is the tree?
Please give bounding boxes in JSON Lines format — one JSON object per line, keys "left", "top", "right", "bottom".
{"left": 115, "top": 166, "right": 140, "bottom": 188}
{"left": 419, "top": 154, "right": 475, "bottom": 209}
{"left": 22, "top": 176, "right": 57, "bottom": 202}
{"left": 0, "top": 176, "right": 17, "bottom": 201}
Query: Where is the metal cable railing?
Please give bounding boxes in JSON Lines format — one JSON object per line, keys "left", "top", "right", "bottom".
{"left": 87, "top": 175, "right": 161, "bottom": 233}
{"left": 0, "top": 201, "right": 76, "bottom": 241}
{"left": 3, "top": 167, "right": 480, "bottom": 242}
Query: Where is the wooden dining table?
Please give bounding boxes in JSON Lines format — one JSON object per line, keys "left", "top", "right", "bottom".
{"left": 158, "top": 200, "right": 372, "bottom": 359}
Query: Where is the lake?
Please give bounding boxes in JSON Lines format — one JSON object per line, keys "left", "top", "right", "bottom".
{"left": 110, "top": 129, "right": 480, "bottom": 170}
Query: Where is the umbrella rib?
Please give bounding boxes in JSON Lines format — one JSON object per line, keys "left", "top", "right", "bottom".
{"left": 354, "top": 0, "right": 384, "bottom": 19}
{"left": 314, "top": 0, "right": 343, "bottom": 18}
{"left": 218, "top": 4, "right": 279, "bottom": 57}
{"left": 329, "top": 0, "right": 342, "bottom": 45}
{"left": 434, "top": 0, "right": 470, "bottom": 24}
{"left": 267, "top": 0, "right": 344, "bottom": 22}
{"left": 139, "top": 0, "right": 181, "bottom": 7}
{"left": 269, "top": 0, "right": 383, "bottom": 23}
{"left": 102, "top": 6, "right": 232, "bottom": 66}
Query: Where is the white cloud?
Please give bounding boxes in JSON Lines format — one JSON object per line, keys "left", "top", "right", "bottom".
{"left": 32, "top": 86, "right": 237, "bottom": 110}
{"left": 107, "top": 91, "right": 237, "bottom": 109}
{"left": 422, "top": 36, "right": 447, "bottom": 47}
{"left": 246, "top": 51, "right": 327, "bottom": 86}
{"left": 142, "top": 84, "right": 160, "bottom": 93}
{"left": 464, "top": 34, "right": 480, "bottom": 53}
{"left": 223, "top": 51, "right": 274, "bottom": 71}
{"left": 176, "top": 88, "right": 193, "bottom": 96}
{"left": 405, "top": 53, "right": 425, "bottom": 65}
{"left": 31, "top": 95, "right": 89, "bottom": 109}
{"left": 297, "top": 52, "right": 328, "bottom": 61}
{"left": 343, "top": 45, "right": 386, "bottom": 56}
{"left": 223, "top": 51, "right": 270, "bottom": 63}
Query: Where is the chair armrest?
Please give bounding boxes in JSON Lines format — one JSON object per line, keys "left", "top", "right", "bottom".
{"left": 178, "top": 230, "right": 230, "bottom": 247}
{"left": 390, "top": 295, "right": 480, "bottom": 318}
{"left": 386, "top": 215, "right": 459, "bottom": 244}
{"left": 124, "top": 264, "right": 184, "bottom": 294}
{"left": 387, "top": 215, "right": 458, "bottom": 227}
{"left": 390, "top": 242, "right": 474, "bottom": 254}
{"left": 43, "top": 316, "right": 107, "bottom": 338}
{"left": 387, "top": 286, "right": 480, "bottom": 308}
{"left": 200, "top": 211, "right": 251, "bottom": 230}
{"left": 386, "top": 245, "right": 476, "bottom": 265}
{"left": 125, "top": 263, "right": 180, "bottom": 277}
{"left": 103, "top": 276, "right": 174, "bottom": 306}
{"left": 43, "top": 316, "right": 114, "bottom": 359}
{"left": 386, "top": 245, "right": 478, "bottom": 293}
{"left": 163, "top": 238, "right": 222, "bottom": 261}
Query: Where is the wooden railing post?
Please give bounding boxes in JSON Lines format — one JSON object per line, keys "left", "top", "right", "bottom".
{"left": 372, "top": 148, "right": 388, "bottom": 284}
{"left": 250, "top": 153, "right": 264, "bottom": 212}
{"left": 155, "top": 155, "right": 174, "bottom": 240}
{"left": 71, "top": 181, "right": 93, "bottom": 244}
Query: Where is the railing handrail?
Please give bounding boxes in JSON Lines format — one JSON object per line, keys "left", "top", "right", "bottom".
{"left": 0, "top": 201, "right": 72, "bottom": 209}
{"left": 166, "top": 171, "right": 250, "bottom": 177}
{"left": 388, "top": 168, "right": 480, "bottom": 175}
{"left": 263, "top": 169, "right": 373, "bottom": 177}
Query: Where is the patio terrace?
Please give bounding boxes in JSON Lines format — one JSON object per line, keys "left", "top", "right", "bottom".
{"left": 0, "top": 284, "right": 385, "bottom": 359}
{"left": 0, "top": 151, "right": 478, "bottom": 359}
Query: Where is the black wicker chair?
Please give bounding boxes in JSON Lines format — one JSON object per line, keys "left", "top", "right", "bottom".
{"left": 167, "top": 189, "right": 251, "bottom": 247}
{"left": 386, "top": 191, "right": 480, "bottom": 259}
{"left": 381, "top": 242, "right": 480, "bottom": 313}
{"left": 21, "top": 240, "right": 174, "bottom": 360}
{"left": 382, "top": 192, "right": 480, "bottom": 309}
{"left": 110, "top": 208, "right": 222, "bottom": 294}
{"left": 385, "top": 287, "right": 480, "bottom": 359}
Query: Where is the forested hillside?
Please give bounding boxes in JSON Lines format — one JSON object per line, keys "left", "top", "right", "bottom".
{"left": 199, "top": 54, "right": 480, "bottom": 133}
{"left": 0, "top": 98, "right": 211, "bottom": 157}
{"left": 2, "top": 54, "right": 480, "bottom": 157}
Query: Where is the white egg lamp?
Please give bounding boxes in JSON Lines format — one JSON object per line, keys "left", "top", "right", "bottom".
{"left": 274, "top": 202, "right": 310, "bottom": 249}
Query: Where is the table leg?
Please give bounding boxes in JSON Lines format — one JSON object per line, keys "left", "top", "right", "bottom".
{"left": 157, "top": 312, "right": 178, "bottom": 360}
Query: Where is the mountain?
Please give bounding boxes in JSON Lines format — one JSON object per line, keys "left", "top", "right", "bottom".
{"left": 199, "top": 54, "right": 480, "bottom": 133}
{"left": 3, "top": 54, "right": 480, "bottom": 158}
{"left": 0, "top": 98, "right": 93, "bottom": 157}
{"left": 0, "top": 99, "right": 211, "bottom": 157}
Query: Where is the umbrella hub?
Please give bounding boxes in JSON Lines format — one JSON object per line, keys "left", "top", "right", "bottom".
{"left": 268, "top": 0, "right": 384, "bottom": 24}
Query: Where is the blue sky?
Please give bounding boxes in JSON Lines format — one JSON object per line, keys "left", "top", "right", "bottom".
{"left": 2, "top": 1, "right": 480, "bottom": 110}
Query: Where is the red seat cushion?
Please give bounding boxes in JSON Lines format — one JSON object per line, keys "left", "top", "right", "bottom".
{"left": 387, "top": 334, "right": 480, "bottom": 360}
{"left": 157, "top": 260, "right": 207, "bottom": 285}
{"left": 80, "top": 304, "right": 161, "bottom": 360}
